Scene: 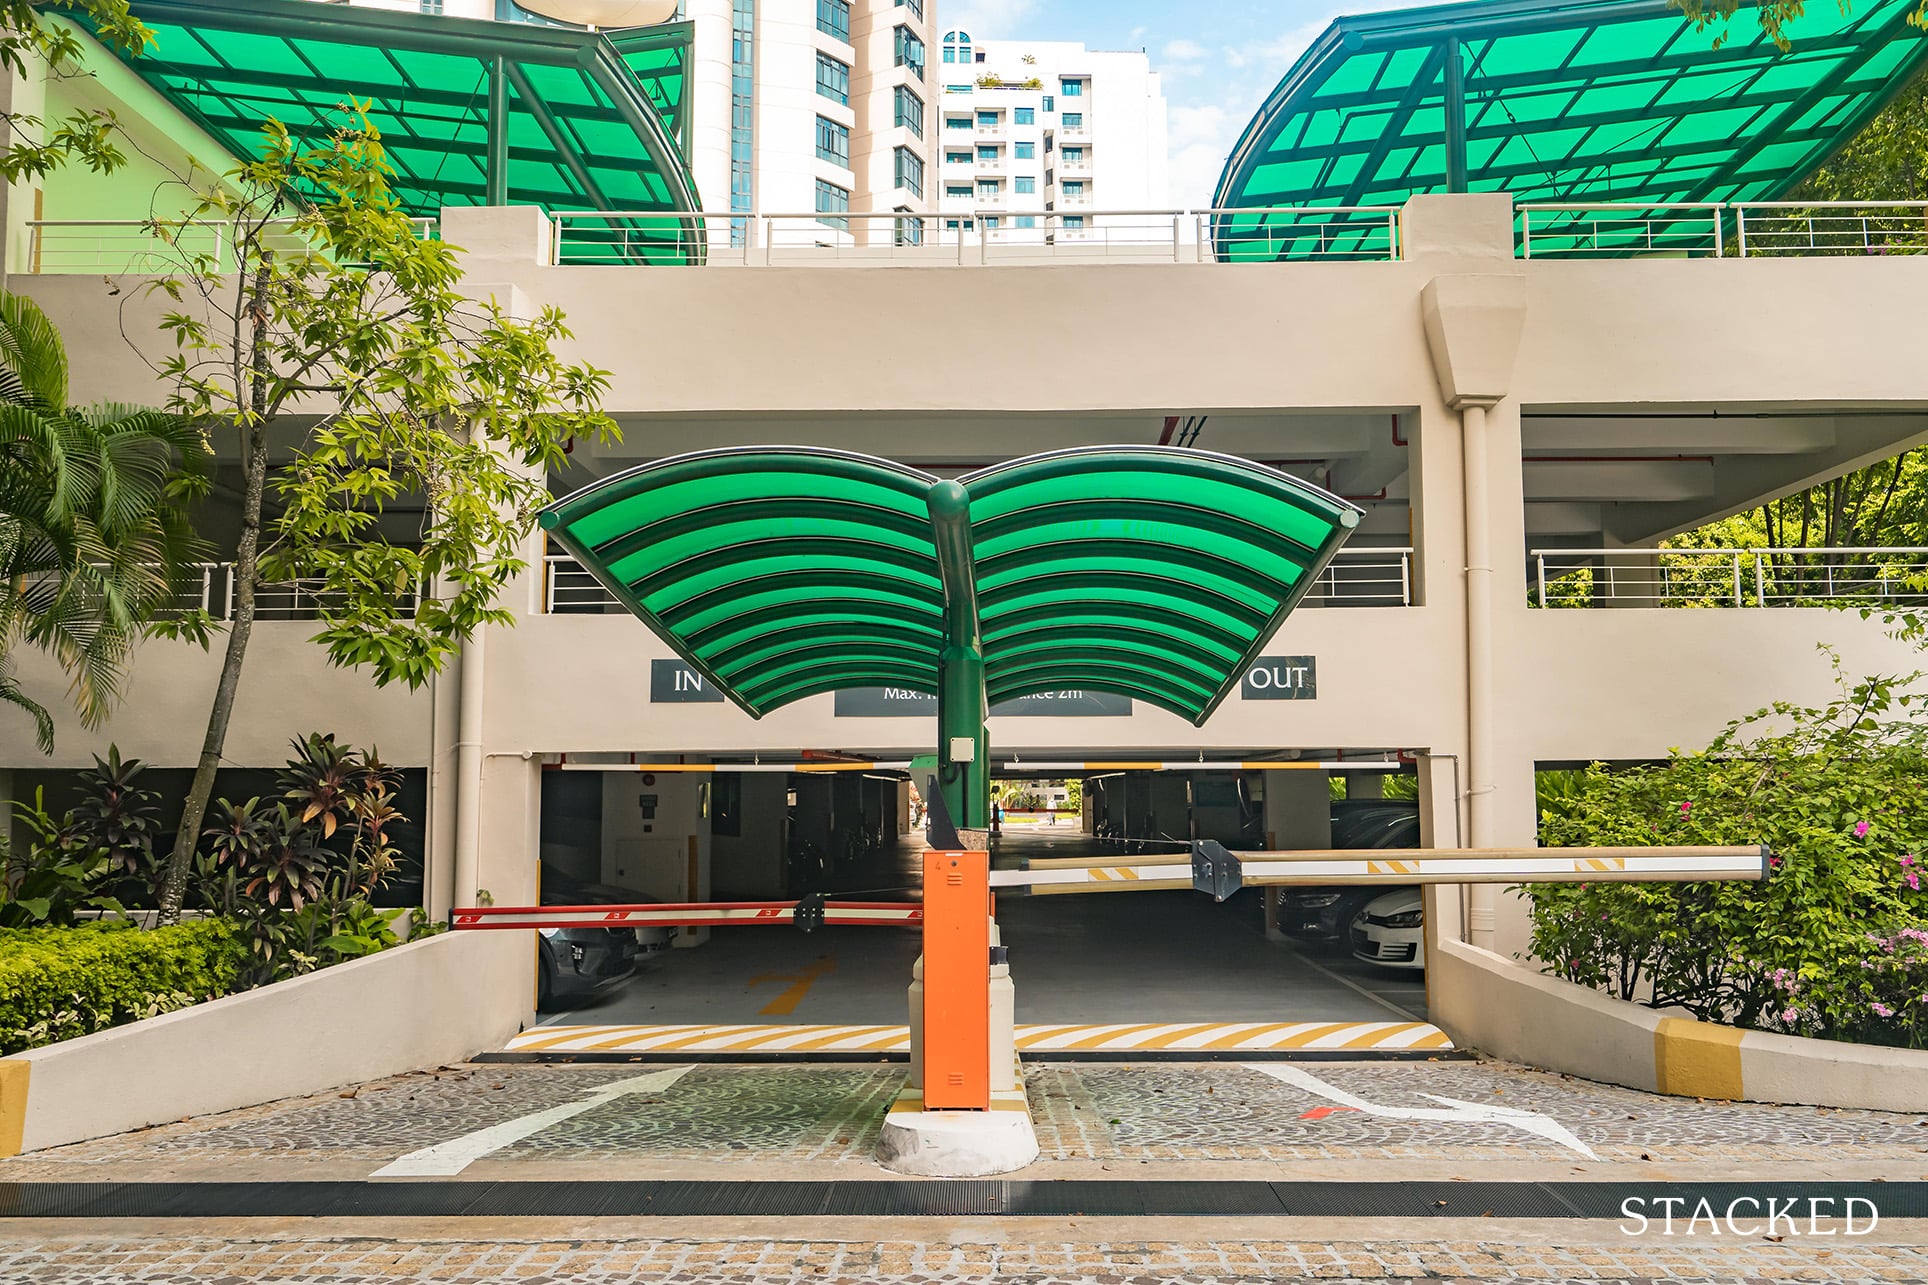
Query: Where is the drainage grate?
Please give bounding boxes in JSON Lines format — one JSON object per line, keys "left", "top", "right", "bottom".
{"left": 2, "top": 1180, "right": 1919, "bottom": 1219}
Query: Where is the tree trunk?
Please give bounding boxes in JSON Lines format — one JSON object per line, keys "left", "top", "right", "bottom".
{"left": 156, "top": 264, "right": 273, "bottom": 925}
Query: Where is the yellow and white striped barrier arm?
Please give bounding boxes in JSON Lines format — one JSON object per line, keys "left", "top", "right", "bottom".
{"left": 1213, "top": 845, "right": 1769, "bottom": 889}
{"left": 996, "top": 857, "right": 1193, "bottom": 895}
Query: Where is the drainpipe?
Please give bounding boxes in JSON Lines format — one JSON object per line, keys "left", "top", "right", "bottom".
{"left": 452, "top": 629, "right": 486, "bottom": 908}
{"left": 1461, "top": 401, "right": 1496, "bottom": 950}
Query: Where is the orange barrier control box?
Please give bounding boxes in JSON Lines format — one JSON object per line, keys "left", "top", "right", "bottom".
{"left": 921, "top": 849, "right": 990, "bottom": 1110}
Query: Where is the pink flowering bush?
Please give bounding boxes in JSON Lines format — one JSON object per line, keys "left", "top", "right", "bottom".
{"left": 1531, "top": 661, "right": 1928, "bottom": 1049}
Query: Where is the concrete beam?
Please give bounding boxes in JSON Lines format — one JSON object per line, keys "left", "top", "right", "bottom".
{"left": 1522, "top": 415, "right": 1838, "bottom": 456}
{"left": 1524, "top": 459, "right": 1715, "bottom": 503}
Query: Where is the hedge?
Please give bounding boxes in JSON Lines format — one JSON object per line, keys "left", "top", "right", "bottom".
{"left": 0, "top": 920, "right": 247, "bottom": 1055}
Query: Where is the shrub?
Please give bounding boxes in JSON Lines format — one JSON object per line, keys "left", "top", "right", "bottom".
{"left": 0, "top": 920, "right": 246, "bottom": 1054}
{"left": 1532, "top": 658, "right": 1928, "bottom": 1048}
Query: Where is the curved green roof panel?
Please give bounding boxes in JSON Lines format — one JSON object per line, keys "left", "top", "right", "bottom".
{"left": 541, "top": 447, "right": 1361, "bottom": 726}
{"left": 540, "top": 449, "right": 946, "bottom": 716}
{"left": 1214, "top": 0, "right": 1928, "bottom": 253}
{"left": 99, "top": 0, "right": 701, "bottom": 257}
{"left": 960, "top": 449, "right": 1361, "bottom": 723}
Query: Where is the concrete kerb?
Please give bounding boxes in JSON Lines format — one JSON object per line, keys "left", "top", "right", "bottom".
{"left": 1, "top": 929, "right": 532, "bottom": 1155}
{"left": 1430, "top": 935, "right": 1928, "bottom": 1111}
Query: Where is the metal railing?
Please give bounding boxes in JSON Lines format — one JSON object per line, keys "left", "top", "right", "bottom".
{"left": 131, "top": 563, "right": 423, "bottom": 622}
{"left": 1735, "top": 202, "right": 1928, "bottom": 257}
{"left": 1519, "top": 201, "right": 1928, "bottom": 259}
{"left": 1519, "top": 203, "right": 1726, "bottom": 258}
{"left": 550, "top": 207, "right": 1405, "bottom": 267}
{"left": 24, "top": 217, "right": 438, "bottom": 274}
{"left": 544, "top": 547, "right": 1415, "bottom": 614}
{"left": 1530, "top": 547, "right": 1928, "bottom": 608}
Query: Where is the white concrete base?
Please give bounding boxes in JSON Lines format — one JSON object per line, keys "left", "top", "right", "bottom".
{"left": 876, "top": 1105, "right": 1040, "bottom": 1177}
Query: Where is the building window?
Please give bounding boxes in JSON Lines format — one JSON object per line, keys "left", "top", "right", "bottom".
{"left": 419, "top": 0, "right": 443, "bottom": 14}
{"left": 976, "top": 110, "right": 998, "bottom": 127}
{"left": 815, "top": 116, "right": 850, "bottom": 167}
{"left": 1015, "top": 215, "right": 1037, "bottom": 228}
{"left": 1063, "top": 112, "right": 1083, "bottom": 129}
{"left": 1061, "top": 147, "right": 1084, "bottom": 163}
{"left": 816, "top": 0, "right": 849, "bottom": 42}
{"left": 945, "top": 115, "right": 971, "bottom": 129}
{"left": 816, "top": 52, "right": 850, "bottom": 105}
{"left": 945, "top": 83, "right": 972, "bottom": 93}
{"left": 945, "top": 150, "right": 971, "bottom": 164}
{"left": 1060, "top": 78, "right": 1085, "bottom": 96}
{"left": 982, "top": 216, "right": 999, "bottom": 229}
{"left": 976, "top": 179, "right": 999, "bottom": 198}
{"left": 729, "top": 0, "right": 754, "bottom": 246}
{"left": 895, "top": 26, "right": 925, "bottom": 78}
{"left": 894, "top": 204, "right": 924, "bottom": 245}
{"left": 898, "top": 0, "right": 923, "bottom": 18}
{"left": 1064, "top": 215, "right": 1085, "bottom": 228}
{"left": 945, "top": 184, "right": 972, "bottom": 198}
{"left": 1013, "top": 141, "right": 1035, "bottom": 159}
{"left": 943, "top": 29, "right": 972, "bottom": 64}
{"left": 976, "top": 144, "right": 999, "bottom": 161}
{"left": 895, "top": 146, "right": 924, "bottom": 197}
{"left": 1063, "top": 180, "right": 1085, "bottom": 196}
{"left": 1014, "top": 176, "right": 1035, "bottom": 194}
{"left": 815, "top": 178, "right": 851, "bottom": 231}
{"left": 894, "top": 85, "right": 925, "bottom": 138}
{"left": 1042, "top": 95, "right": 1054, "bottom": 112}
{"left": 1014, "top": 107, "right": 1034, "bottom": 125}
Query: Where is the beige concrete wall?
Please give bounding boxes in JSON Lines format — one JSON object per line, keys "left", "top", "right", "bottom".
{"left": 0, "top": 628, "right": 433, "bottom": 769}
{"left": 4, "top": 930, "right": 532, "bottom": 1153}
{"left": 1430, "top": 937, "right": 1928, "bottom": 1113}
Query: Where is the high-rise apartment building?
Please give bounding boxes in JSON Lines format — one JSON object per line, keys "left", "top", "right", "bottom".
{"left": 679, "top": 0, "right": 936, "bottom": 237}
{"left": 341, "top": 0, "right": 937, "bottom": 231}
{"left": 932, "top": 32, "right": 1168, "bottom": 242}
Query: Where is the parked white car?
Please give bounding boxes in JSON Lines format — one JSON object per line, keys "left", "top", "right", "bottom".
{"left": 1349, "top": 888, "right": 1424, "bottom": 969}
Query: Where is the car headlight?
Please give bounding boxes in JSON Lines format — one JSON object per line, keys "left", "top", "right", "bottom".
{"left": 1294, "top": 893, "right": 1342, "bottom": 908}
{"left": 1380, "top": 910, "right": 1423, "bottom": 928}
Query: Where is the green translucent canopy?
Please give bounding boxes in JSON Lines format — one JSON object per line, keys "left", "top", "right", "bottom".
{"left": 540, "top": 447, "right": 1362, "bottom": 725}
{"left": 102, "top": 0, "right": 699, "bottom": 254}
{"left": 1213, "top": 0, "right": 1928, "bottom": 256}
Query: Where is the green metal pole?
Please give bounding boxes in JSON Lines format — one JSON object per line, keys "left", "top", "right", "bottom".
{"left": 486, "top": 55, "right": 510, "bottom": 207}
{"left": 927, "top": 480, "right": 989, "bottom": 833}
{"left": 1443, "top": 36, "right": 1468, "bottom": 194}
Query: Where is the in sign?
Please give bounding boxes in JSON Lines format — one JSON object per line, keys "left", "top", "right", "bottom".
{"left": 651, "top": 659, "right": 725, "bottom": 703}
{"left": 1242, "top": 655, "right": 1317, "bottom": 701}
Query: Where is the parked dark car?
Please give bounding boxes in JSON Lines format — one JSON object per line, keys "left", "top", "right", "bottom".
{"left": 535, "top": 863, "right": 650, "bottom": 1011}
{"left": 1278, "top": 801, "right": 1421, "bottom": 944}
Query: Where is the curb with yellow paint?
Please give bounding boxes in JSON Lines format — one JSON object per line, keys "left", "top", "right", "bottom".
{"left": 0, "top": 1060, "right": 26, "bottom": 1158}
{"left": 1653, "top": 1016, "right": 1746, "bottom": 1100}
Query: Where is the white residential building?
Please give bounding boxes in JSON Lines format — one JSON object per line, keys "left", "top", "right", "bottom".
{"left": 931, "top": 31, "right": 1168, "bottom": 243}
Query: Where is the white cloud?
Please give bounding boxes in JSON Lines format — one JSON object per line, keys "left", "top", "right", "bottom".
{"left": 1167, "top": 102, "right": 1237, "bottom": 209}
{"left": 1162, "top": 38, "right": 1210, "bottom": 62}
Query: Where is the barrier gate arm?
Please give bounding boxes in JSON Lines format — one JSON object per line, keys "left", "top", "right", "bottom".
{"left": 451, "top": 900, "right": 923, "bottom": 930}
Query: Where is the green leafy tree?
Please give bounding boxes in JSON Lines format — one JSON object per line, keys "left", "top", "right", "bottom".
{"left": 0, "top": 291, "right": 209, "bottom": 751}
{"left": 133, "top": 107, "right": 616, "bottom": 924}
{"left": 0, "top": 0, "right": 152, "bottom": 183}
{"left": 1672, "top": 0, "right": 1928, "bottom": 50}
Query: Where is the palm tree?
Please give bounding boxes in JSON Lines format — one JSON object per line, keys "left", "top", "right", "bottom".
{"left": 0, "top": 291, "right": 209, "bottom": 751}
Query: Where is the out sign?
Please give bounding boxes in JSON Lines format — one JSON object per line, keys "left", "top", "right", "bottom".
{"left": 1242, "top": 655, "right": 1316, "bottom": 700}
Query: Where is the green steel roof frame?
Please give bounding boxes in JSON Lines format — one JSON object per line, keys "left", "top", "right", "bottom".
{"left": 1212, "top": 0, "right": 1928, "bottom": 256}
{"left": 608, "top": 21, "right": 695, "bottom": 163}
{"left": 100, "top": 0, "right": 700, "bottom": 252}
{"left": 539, "top": 446, "right": 1362, "bottom": 726}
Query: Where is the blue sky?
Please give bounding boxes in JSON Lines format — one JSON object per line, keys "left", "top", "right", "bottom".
{"left": 937, "top": 0, "right": 1412, "bottom": 206}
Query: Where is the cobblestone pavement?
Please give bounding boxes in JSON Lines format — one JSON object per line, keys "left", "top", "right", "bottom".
{"left": 5, "top": 1058, "right": 1925, "bottom": 1179}
{"left": 2, "top": 1232, "right": 1927, "bottom": 1283}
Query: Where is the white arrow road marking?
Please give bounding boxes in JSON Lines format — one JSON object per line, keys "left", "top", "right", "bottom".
{"left": 371, "top": 1067, "right": 695, "bottom": 1177}
{"left": 1249, "top": 1063, "right": 1599, "bottom": 1159}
